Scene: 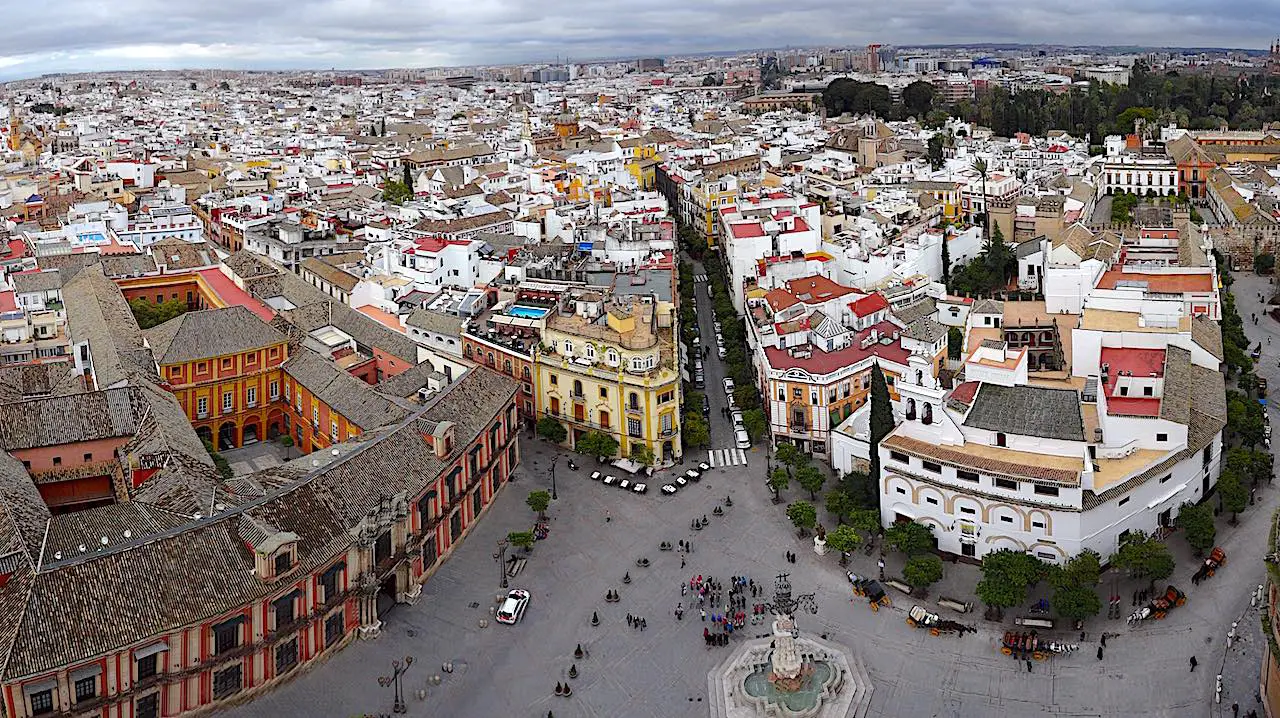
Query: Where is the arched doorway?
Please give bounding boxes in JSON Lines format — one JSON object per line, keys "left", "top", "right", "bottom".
{"left": 266, "top": 409, "right": 284, "bottom": 441}
{"left": 196, "top": 425, "right": 213, "bottom": 447}
{"left": 218, "top": 422, "right": 238, "bottom": 451}
{"left": 242, "top": 421, "right": 260, "bottom": 445}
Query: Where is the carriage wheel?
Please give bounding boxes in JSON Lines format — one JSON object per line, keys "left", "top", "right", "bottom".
{"left": 1033, "top": 652, "right": 1047, "bottom": 661}
{"left": 1176, "top": 597, "right": 1186, "bottom": 606}
{"left": 930, "top": 628, "right": 940, "bottom": 637}
{"left": 1207, "top": 568, "right": 1215, "bottom": 577}
{"left": 1001, "top": 647, "right": 1012, "bottom": 656}
{"left": 906, "top": 618, "right": 916, "bottom": 627}
{"left": 884, "top": 598, "right": 892, "bottom": 606}
{"left": 871, "top": 602, "right": 879, "bottom": 613}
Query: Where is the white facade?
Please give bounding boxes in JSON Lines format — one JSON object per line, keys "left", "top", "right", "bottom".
{"left": 1099, "top": 156, "right": 1178, "bottom": 197}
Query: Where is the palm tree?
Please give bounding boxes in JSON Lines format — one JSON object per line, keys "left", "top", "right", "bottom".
{"left": 970, "top": 157, "right": 989, "bottom": 242}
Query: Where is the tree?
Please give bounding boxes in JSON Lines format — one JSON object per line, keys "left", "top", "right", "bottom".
{"left": 129, "top": 298, "right": 189, "bottom": 329}
{"left": 971, "top": 157, "right": 989, "bottom": 239}
{"left": 576, "top": 431, "right": 619, "bottom": 459}
{"left": 840, "top": 470, "right": 877, "bottom": 510}
{"left": 526, "top": 490, "right": 551, "bottom": 520}
{"left": 701, "top": 73, "right": 720, "bottom": 86}
{"left": 947, "top": 326, "right": 964, "bottom": 360}
{"left": 795, "top": 465, "right": 826, "bottom": 500}
{"left": 768, "top": 467, "right": 791, "bottom": 497}
{"left": 1217, "top": 468, "right": 1248, "bottom": 524}
{"left": 1048, "top": 550, "right": 1102, "bottom": 621}
{"left": 202, "top": 439, "right": 233, "bottom": 481}
{"left": 1109, "top": 530, "right": 1174, "bottom": 591}
{"left": 1256, "top": 253, "right": 1276, "bottom": 275}
{"left": 927, "top": 133, "right": 946, "bottom": 170}
{"left": 382, "top": 178, "right": 412, "bottom": 205}
{"left": 825, "top": 525, "right": 862, "bottom": 565}
{"left": 401, "top": 163, "right": 414, "bottom": 193}
{"left": 868, "top": 364, "right": 893, "bottom": 506}
{"left": 903, "top": 80, "right": 937, "bottom": 120}
{"left": 849, "top": 508, "right": 882, "bottom": 542}
{"left": 775, "top": 442, "right": 805, "bottom": 471}
{"left": 629, "top": 443, "right": 655, "bottom": 467}
{"left": 940, "top": 230, "right": 951, "bottom": 289}
{"left": 682, "top": 412, "right": 710, "bottom": 448}
{"left": 507, "top": 530, "right": 535, "bottom": 552}
{"left": 884, "top": 521, "right": 934, "bottom": 557}
{"left": 825, "top": 489, "right": 859, "bottom": 523}
{"left": 903, "top": 554, "right": 944, "bottom": 591}
{"left": 536, "top": 418, "right": 567, "bottom": 444}
{"left": 787, "top": 500, "right": 818, "bottom": 537}
{"left": 742, "top": 408, "right": 767, "bottom": 443}
{"left": 976, "top": 549, "right": 1046, "bottom": 616}
{"left": 1175, "top": 502, "right": 1217, "bottom": 556}
{"left": 733, "top": 384, "right": 760, "bottom": 411}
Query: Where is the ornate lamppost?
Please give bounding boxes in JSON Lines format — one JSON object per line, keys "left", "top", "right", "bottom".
{"left": 550, "top": 455, "right": 559, "bottom": 500}
{"left": 494, "top": 538, "right": 509, "bottom": 589}
{"left": 378, "top": 656, "right": 414, "bottom": 714}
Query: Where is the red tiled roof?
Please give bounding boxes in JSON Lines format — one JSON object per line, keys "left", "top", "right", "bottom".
{"left": 1100, "top": 347, "right": 1164, "bottom": 417}
{"left": 763, "top": 288, "right": 800, "bottom": 312}
{"left": 763, "top": 321, "right": 909, "bottom": 374}
{"left": 730, "top": 222, "right": 766, "bottom": 239}
{"left": 786, "top": 275, "right": 856, "bottom": 303}
{"left": 949, "top": 381, "right": 979, "bottom": 406}
{"left": 1097, "top": 270, "right": 1214, "bottom": 294}
{"left": 0, "top": 291, "right": 16, "bottom": 312}
{"left": 849, "top": 293, "right": 889, "bottom": 318}
{"left": 197, "top": 268, "right": 275, "bottom": 322}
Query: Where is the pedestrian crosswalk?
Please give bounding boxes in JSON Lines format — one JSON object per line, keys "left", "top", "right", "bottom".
{"left": 707, "top": 448, "right": 748, "bottom": 468}
{"left": 694, "top": 273, "right": 708, "bottom": 282}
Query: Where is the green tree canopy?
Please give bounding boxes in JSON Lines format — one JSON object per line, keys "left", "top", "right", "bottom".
{"left": 536, "top": 417, "right": 567, "bottom": 444}
{"left": 903, "top": 554, "right": 944, "bottom": 590}
{"left": 576, "top": 431, "right": 619, "bottom": 459}
{"left": 1175, "top": 502, "right": 1217, "bottom": 556}
{"left": 1108, "top": 531, "right": 1175, "bottom": 588}
{"left": 976, "top": 549, "right": 1046, "bottom": 611}
{"left": 825, "top": 489, "right": 859, "bottom": 523}
{"left": 1218, "top": 468, "right": 1248, "bottom": 522}
{"left": 825, "top": 525, "right": 862, "bottom": 564}
{"left": 795, "top": 465, "right": 826, "bottom": 500}
{"left": 849, "top": 508, "right": 882, "bottom": 541}
{"left": 129, "top": 298, "right": 189, "bottom": 329}
{"left": 629, "top": 443, "right": 655, "bottom": 466}
{"left": 526, "top": 490, "right": 551, "bottom": 519}
{"left": 682, "top": 412, "right": 710, "bottom": 448}
{"left": 768, "top": 467, "right": 791, "bottom": 495}
{"left": 840, "top": 470, "right": 878, "bottom": 510}
{"left": 507, "top": 530, "right": 535, "bottom": 550}
{"left": 903, "top": 80, "right": 937, "bottom": 119}
{"left": 742, "top": 408, "right": 767, "bottom": 442}
{"left": 884, "top": 521, "right": 935, "bottom": 557}
{"left": 775, "top": 442, "right": 806, "bottom": 470}
{"left": 786, "top": 500, "right": 818, "bottom": 535}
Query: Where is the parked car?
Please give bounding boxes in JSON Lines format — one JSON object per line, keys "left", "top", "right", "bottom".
{"left": 727, "top": 394, "right": 737, "bottom": 410}
{"left": 619, "top": 478, "right": 632, "bottom": 491}
{"left": 496, "top": 589, "right": 531, "bottom": 625}
{"left": 735, "top": 429, "right": 751, "bottom": 449}
{"left": 603, "top": 475, "right": 619, "bottom": 486}
{"left": 692, "top": 336, "right": 701, "bottom": 350}
{"left": 694, "top": 371, "right": 705, "bottom": 388}
{"left": 697, "top": 461, "right": 711, "bottom": 472}
{"left": 731, "top": 410, "right": 745, "bottom": 429}
{"left": 718, "top": 346, "right": 727, "bottom": 359}
{"left": 723, "top": 378, "right": 735, "bottom": 395}
{"left": 674, "top": 476, "right": 689, "bottom": 488}
{"left": 714, "top": 320, "right": 722, "bottom": 333}
{"left": 702, "top": 395, "right": 711, "bottom": 416}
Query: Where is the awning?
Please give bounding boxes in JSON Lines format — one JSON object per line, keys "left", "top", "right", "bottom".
{"left": 273, "top": 588, "right": 303, "bottom": 607}
{"left": 70, "top": 664, "right": 103, "bottom": 682}
{"left": 134, "top": 641, "right": 169, "bottom": 659}
{"left": 23, "top": 678, "right": 57, "bottom": 696}
{"left": 1147, "top": 483, "right": 1188, "bottom": 510}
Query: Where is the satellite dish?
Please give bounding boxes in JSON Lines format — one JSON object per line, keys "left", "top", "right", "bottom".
{"left": 123, "top": 530, "right": 132, "bottom": 539}
{"left": 54, "top": 551, "right": 62, "bottom": 560}
{"left": 100, "top": 536, "right": 108, "bottom": 545}
{"left": 78, "top": 544, "right": 86, "bottom": 553}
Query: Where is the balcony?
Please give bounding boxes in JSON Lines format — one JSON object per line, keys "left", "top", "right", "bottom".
{"left": 625, "top": 404, "right": 644, "bottom": 416}
{"left": 660, "top": 425, "right": 679, "bottom": 439}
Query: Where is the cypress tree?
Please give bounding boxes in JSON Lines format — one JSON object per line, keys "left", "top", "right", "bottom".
{"left": 868, "top": 363, "right": 893, "bottom": 512}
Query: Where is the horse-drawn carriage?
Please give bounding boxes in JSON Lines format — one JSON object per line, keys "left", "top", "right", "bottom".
{"left": 847, "top": 572, "right": 892, "bottom": 611}
{"left": 1191, "top": 547, "right": 1227, "bottom": 585}
{"left": 1127, "top": 585, "right": 1186, "bottom": 625}
{"left": 906, "top": 605, "right": 975, "bottom": 636}
{"left": 1000, "top": 631, "right": 1079, "bottom": 660}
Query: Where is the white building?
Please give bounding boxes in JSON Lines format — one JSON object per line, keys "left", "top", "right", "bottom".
{"left": 1098, "top": 155, "right": 1179, "bottom": 197}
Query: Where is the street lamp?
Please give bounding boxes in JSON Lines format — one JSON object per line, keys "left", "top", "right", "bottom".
{"left": 377, "top": 656, "right": 414, "bottom": 714}
{"left": 494, "top": 539, "right": 509, "bottom": 589}
{"left": 550, "top": 456, "right": 559, "bottom": 500}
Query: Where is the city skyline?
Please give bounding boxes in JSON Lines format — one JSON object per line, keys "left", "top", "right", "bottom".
{"left": 1, "top": 1, "right": 1279, "bottom": 81}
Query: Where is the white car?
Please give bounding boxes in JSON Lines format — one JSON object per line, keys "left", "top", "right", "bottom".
{"left": 674, "top": 476, "right": 689, "bottom": 488}
{"left": 731, "top": 410, "right": 744, "bottom": 428}
{"left": 684, "top": 469, "right": 702, "bottom": 482}
{"left": 697, "top": 461, "right": 711, "bottom": 472}
{"left": 496, "top": 589, "right": 530, "bottom": 624}
{"left": 717, "top": 346, "right": 727, "bottom": 359}
{"left": 727, "top": 394, "right": 737, "bottom": 410}
{"left": 723, "top": 378, "right": 735, "bottom": 395}
{"left": 714, "top": 320, "right": 722, "bottom": 332}
{"left": 735, "top": 429, "right": 751, "bottom": 449}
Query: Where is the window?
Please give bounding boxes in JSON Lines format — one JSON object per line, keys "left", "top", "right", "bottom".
{"left": 74, "top": 676, "right": 96, "bottom": 702}
{"left": 599, "top": 387, "right": 608, "bottom": 399}
{"left": 1031, "top": 520, "right": 1045, "bottom": 529}
{"left": 793, "top": 388, "right": 802, "bottom": 399}
{"left": 197, "top": 396, "right": 208, "bottom": 416}
{"left": 778, "top": 388, "right": 786, "bottom": 401}
{"left": 999, "top": 515, "right": 1014, "bottom": 524}
{"left": 925, "top": 496, "right": 938, "bottom": 505}
{"left": 659, "top": 390, "right": 674, "bottom": 404}
{"left": 222, "top": 392, "right": 233, "bottom": 413}
{"left": 1143, "top": 386, "right": 1153, "bottom": 397}
{"left": 1159, "top": 474, "right": 1171, "bottom": 484}
{"left": 627, "top": 418, "right": 642, "bottom": 438}
{"left": 959, "top": 506, "right": 976, "bottom": 515}
{"left": 30, "top": 689, "right": 53, "bottom": 715}
{"left": 995, "top": 432, "right": 1006, "bottom": 447}
{"left": 922, "top": 461, "right": 942, "bottom": 474}
{"left": 585, "top": 344, "right": 596, "bottom": 359}
{"left": 1034, "top": 485, "right": 1059, "bottom": 497}
{"left": 212, "top": 664, "right": 242, "bottom": 699}
{"left": 889, "top": 451, "right": 909, "bottom": 464}
{"left": 1156, "top": 433, "right": 1168, "bottom": 442}
{"left": 956, "top": 469, "right": 979, "bottom": 483}
{"left": 246, "top": 386, "right": 257, "bottom": 407}
{"left": 895, "top": 486, "right": 906, "bottom": 495}
{"left": 137, "top": 652, "right": 158, "bottom": 680}
{"left": 472, "top": 487, "right": 483, "bottom": 514}
{"left": 136, "top": 693, "right": 159, "bottom": 718}
{"left": 563, "top": 341, "right": 574, "bottom": 354}
{"left": 83, "top": 452, "right": 93, "bottom": 462}
{"left": 993, "top": 478, "right": 1018, "bottom": 490}
{"left": 629, "top": 392, "right": 640, "bottom": 410}
{"left": 285, "top": 383, "right": 291, "bottom": 401}
{"left": 52, "top": 456, "right": 61, "bottom": 467}
{"left": 312, "top": 405, "right": 320, "bottom": 426}
{"left": 1036, "top": 551, "right": 1056, "bottom": 561}
{"left": 1118, "top": 496, "right": 1130, "bottom": 506}
{"left": 325, "top": 612, "right": 344, "bottom": 647}
{"left": 550, "top": 374, "right": 558, "bottom": 386}
{"left": 606, "top": 349, "right": 619, "bottom": 365}
{"left": 274, "top": 549, "right": 293, "bottom": 575}
{"left": 197, "top": 361, "right": 208, "bottom": 374}
{"left": 320, "top": 562, "right": 344, "bottom": 602}
{"left": 572, "top": 380, "right": 583, "bottom": 397}
{"left": 221, "top": 357, "right": 233, "bottom": 371}
{"left": 331, "top": 421, "right": 339, "bottom": 441}
{"left": 276, "top": 637, "right": 299, "bottom": 674}
{"left": 213, "top": 618, "right": 242, "bottom": 655}
{"left": 269, "top": 381, "right": 279, "bottom": 400}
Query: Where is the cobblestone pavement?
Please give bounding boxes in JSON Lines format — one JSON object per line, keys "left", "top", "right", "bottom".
{"left": 217, "top": 269, "right": 1280, "bottom": 718}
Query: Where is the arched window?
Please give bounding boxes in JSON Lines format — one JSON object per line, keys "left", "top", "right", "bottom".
{"left": 487, "top": 352, "right": 495, "bottom": 367}
{"left": 585, "top": 344, "right": 596, "bottom": 359}
{"left": 464, "top": 345, "right": 473, "bottom": 358}
{"left": 922, "top": 403, "right": 933, "bottom": 425}
{"left": 606, "top": 349, "right": 619, "bottom": 365}
{"left": 503, "top": 359, "right": 512, "bottom": 375}
{"left": 629, "top": 392, "right": 640, "bottom": 410}
{"left": 522, "top": 366, "right": 531, "bottom": 380}
{"left": 906, "top": 398, "right": 917, "bottom": 421}
{"left": 915, "top": 369, "right": 923, "bottom": 385}
{"left": 573, "top": 379, "right": 583, "bottom": 397}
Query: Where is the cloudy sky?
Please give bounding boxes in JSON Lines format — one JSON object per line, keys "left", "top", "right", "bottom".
{"left": 1, "top": 0, "right": 1275, "bottom": 80}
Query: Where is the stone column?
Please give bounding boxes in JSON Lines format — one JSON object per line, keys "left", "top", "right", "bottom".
{"left": 769, "top": 617, "right": 802, "bottom": 681}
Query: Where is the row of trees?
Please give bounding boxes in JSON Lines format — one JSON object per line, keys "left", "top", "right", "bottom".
{"left": 129, "top": 297, "right": 188, "bottom": 329}
{"left": 676, "top": 260, "right": 713, "bottom": 450}
{"left": 697, "top": 251, "right": 768, "bottom": 443}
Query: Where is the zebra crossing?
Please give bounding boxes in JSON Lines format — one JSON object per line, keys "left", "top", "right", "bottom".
{"left": 707, "top": 448, "right": 748, "bottom": 468}
{"left": 694, "top": 273, "right": 708, "bottom": 283}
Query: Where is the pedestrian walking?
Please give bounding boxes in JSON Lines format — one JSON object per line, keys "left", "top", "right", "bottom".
{"left": 681, "top": 583, "right": 687, "bottom": 596}
{"left": 627, "top": 614, "right": 634, "bottom": 627}
{"left": 1232, "top": 702, "right": 1239, "bottom": 718}
{"left": 641, "top": 618, "right": 646, "bottom": 631}
{"left": 605, "top": 510, "right": 611, "bottom": 523}
{"left": 1096, "top": 646, "right": 1103, "bottom": 661}
{"left": 1100, "top": 633, "right": 1106, "bottom": 647}
{"left": 681, "top": 556, "right": 687, "bottom": 569}
{"left": 701, "top": 608, "right": 706, "bottom": 621}
{"left": 1025, "top": 659, "right": 1032, "bottom": 672}
{"left": 1190, "top": 656, "right": 1198, "bottom": 672}
{"left": 877, "top": 557, "right": 886, "bottom": 580}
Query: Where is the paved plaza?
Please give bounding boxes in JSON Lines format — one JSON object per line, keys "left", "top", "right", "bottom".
{"left": 217, "top": 270, "right": 1280, "bottom": 718}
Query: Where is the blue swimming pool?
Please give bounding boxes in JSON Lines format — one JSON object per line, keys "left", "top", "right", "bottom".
{"left": 508, "top": 305, "right": 550, "bottom": 319}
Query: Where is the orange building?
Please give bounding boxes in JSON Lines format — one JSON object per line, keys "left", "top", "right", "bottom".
{"left": 280, "top": 348, "right": 410, "bottom": 454}
{"left": 145, "top": 306, "right": 290, "bottom": 450}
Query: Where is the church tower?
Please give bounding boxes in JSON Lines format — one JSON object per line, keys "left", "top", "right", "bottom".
{"left": 7, "top": 99, "right": 19, "bottom": 152}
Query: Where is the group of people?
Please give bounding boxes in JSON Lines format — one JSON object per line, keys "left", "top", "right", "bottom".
{"left": 626, "top": 614, "right": 647, "bottom": 630}
{"left": 686, "top": 574, "right": 770, "bottom": 648}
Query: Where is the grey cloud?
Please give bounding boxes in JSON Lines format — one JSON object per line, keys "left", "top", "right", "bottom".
{"left": 2, "top": 0, "right": 1279, "bottom": 79}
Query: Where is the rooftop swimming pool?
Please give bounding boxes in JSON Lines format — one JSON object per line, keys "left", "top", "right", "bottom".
{"left": 508, "top": 305, "right": 550, "bottom": 319}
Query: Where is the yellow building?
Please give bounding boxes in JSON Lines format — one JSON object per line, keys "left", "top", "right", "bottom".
{"left": 535, "top": 294, "right": 683, "bottom": 464}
